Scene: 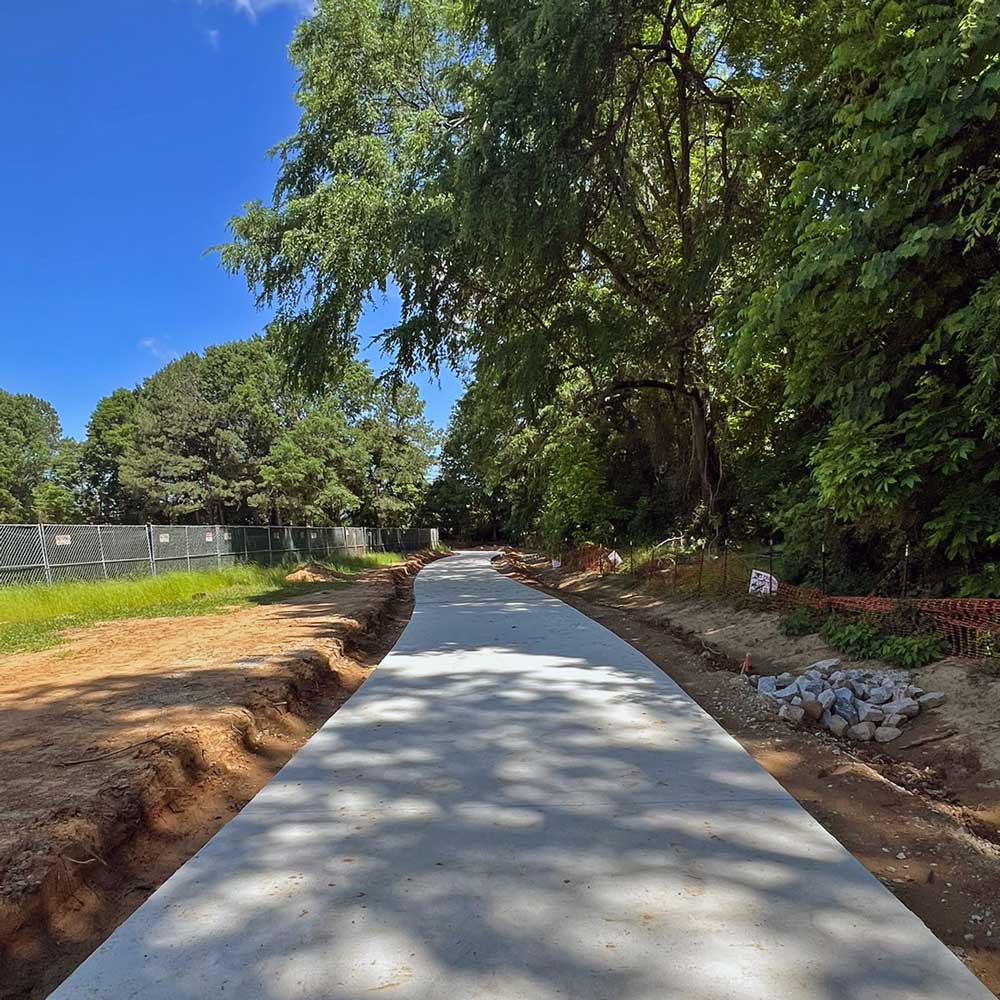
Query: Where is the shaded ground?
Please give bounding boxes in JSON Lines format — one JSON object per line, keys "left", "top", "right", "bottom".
{"left": 46, "top": 551, "right": 993, "bottom": 1000}
{"left": 0, "top": 552, "right": 441, "bottom": 1000}
{"left": 497, "top": 552, "right": 1000, "bottom": 996}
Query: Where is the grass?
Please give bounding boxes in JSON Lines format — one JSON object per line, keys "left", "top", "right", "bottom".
{"left": 0, "top": 552, "right": 405, "bottom": 655}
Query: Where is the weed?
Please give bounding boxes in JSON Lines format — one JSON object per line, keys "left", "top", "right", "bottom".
{"left": 875, "top": 633, "right": 947, "bottom": 669}
{"left": 820, "top": 613, "right": 944, "bottom": 668}
{"left": 779, "top": 605, "right": 825, "bottom": 637}
{"left": 0, "top": 552, "right": 403, "bottom": 655}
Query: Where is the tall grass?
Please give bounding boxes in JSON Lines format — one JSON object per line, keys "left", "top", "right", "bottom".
{"left": 0, "top": 552, "right": 404, "bottom": 654}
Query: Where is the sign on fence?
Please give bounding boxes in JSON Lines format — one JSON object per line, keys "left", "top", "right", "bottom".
{"left": 749, "top": 569, "right": 779, "bottom": 596}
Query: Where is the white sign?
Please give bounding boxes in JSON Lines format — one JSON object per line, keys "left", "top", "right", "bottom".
{"left": 551, "top": 558, "right": 562, "bottom": 569}
{"left": 159, "top": 532, "right": 170, "bottom": 543}
{"left": 205, "top": 531, "right": 214, "bottom": 542}
{"left": 223, "top": 531, "right": 231, "bottom": 540}
{"left": 54, "top": 534, "right": 72, "bottom": 546}
{"left": 607, "top": 550, "right": 623, "bottom": 567}
{"left": 749, "top": 569, "right": 778, "bottom": 596}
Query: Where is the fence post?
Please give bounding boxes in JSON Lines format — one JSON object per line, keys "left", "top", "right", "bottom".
{"left": 146, "top": 524, "right": 157, "bottom": 576}
{"left": 267, "top": 526, "right": 273, "bottom": 566}
{"left": 821, "top": 541, "right": 827, "bottom": 595}
{"left": 96, "top": 524, "right": 108, "bottom": 579}
{"left": 184, "top": 525, "right": 191, "bottom": 571}
{"left": 768, "top": 537, "right": 775, "bottom": 594}
{"left": 215, "top": 525, "right": 222, "bottom": 569}
{"left": 37, "top": 524, "right": 52, "bottom": 584}
{"left": 902, "top": 542, "right": 910, "bottom": 599}
{"left": 722, "top": 539, "right": 728, "bottom": 590}
{"left": 697, "top": 544, "right": 705, "bottom": 594}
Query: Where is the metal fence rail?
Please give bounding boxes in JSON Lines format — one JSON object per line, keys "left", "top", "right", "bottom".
{"left": 0, "top": 523, "right": 439, "bottom": 587}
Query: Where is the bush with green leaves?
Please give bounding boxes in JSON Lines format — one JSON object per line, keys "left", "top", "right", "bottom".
{"left": 875, "top": 634, "right": 947, "bottom": 670}
{"left": 820, "top": 615, "right": 884, "bottom": 660}
{"left": 779, "top": 606, "right": 825, "bottom": 637}
{"left": 820, "top": 613, "right": 945, "bottom": 668}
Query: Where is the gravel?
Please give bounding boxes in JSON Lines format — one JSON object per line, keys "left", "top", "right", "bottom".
{"left": 749, "top": 658, "right": 948, "bottom": 745}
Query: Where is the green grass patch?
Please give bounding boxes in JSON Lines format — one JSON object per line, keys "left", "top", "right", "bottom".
{"left": 0, "top": 552, "right": 404, "bottom": 655}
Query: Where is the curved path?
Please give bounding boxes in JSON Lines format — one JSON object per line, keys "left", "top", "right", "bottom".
{"left": 51, "top": 551, "right": 992, "bottom": 999}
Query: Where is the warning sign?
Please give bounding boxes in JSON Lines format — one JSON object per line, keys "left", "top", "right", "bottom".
{"left": 749, "top": 569, "right": 778, "bottom": 596}
{"left": 159, "top": 533, "right": 170, "bottom": 544}
{"left": 54, "top": 534, "right": 72, "bottom": 546}
{"left": 205, "top": 531, "right": 214, "bottom": 543}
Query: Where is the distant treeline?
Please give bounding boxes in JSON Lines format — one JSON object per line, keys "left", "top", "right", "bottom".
{"left": 1, "top": 336, "right": 437, "bottom": 527}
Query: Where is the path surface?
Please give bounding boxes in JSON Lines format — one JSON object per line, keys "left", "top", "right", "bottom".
{"left": 51, "top": 551, "right": 993, "bottom": 1000}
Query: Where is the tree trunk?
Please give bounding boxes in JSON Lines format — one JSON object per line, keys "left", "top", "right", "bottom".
{"left": 688, "top": 388, "right": 722, "bottom": 517}
{"left": 599, "top": 378, "right": 722, "bottom": 517}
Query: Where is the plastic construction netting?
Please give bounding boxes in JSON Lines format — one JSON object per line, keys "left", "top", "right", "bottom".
{"left": 586, "top": 547, "right": 1000, "bottom": 660}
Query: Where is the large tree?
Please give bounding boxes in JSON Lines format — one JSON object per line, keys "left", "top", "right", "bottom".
{"left": 353, "top": 382, "right": 437, "bottom": 528}
{"left": 0, "top": 391, "right": 65, "bottom": 522}
{"left": 742, "top": 0, "right": 1000, "bottom": 573}
{"left": 253, "top": 405, "right": 364, "bottom": 525}
{"left": 220, "top": 0, "right": 832, "bottom": 532}
{"left": 80, "top": 389, "right": 140, "bottom": 521}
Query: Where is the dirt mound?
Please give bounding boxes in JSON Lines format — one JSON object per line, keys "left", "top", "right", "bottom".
{"left": 284, "top": 562, "right": 353, "bottom": 583}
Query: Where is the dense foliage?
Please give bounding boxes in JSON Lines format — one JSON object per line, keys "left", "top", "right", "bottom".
{"left": 0, "top": 392, "right": 72, "bottom": 522}
{"left": 221, "top": 0, "right": 1000, "bottom": 593}
{"left": 1, "top": 338, "right": 436, "bottom": 527}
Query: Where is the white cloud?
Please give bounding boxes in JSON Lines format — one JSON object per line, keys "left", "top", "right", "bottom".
{"left": 139, "top": 338, "right": 179, "bottom": 361}
{"left": 205, "top": 28, "right": 221, "bottom": 49}
{"left": 219, "top": 0, "right": 313, "bottom": 22}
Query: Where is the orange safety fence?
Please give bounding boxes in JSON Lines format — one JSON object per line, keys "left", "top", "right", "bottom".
{"left": 565, "top": 545, "right": 1000, "bottom": 659}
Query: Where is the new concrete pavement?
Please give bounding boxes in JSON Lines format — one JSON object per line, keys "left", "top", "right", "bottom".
{"left": 50, "top": 550, "right": 994, "bottom": 999}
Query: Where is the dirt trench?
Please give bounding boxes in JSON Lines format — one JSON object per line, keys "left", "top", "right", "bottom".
{"left": 0, "top": 552, "right": 443, "bottom": 1000}
{"left": 496, "top": 552, "right": 1000, "bottom": 997}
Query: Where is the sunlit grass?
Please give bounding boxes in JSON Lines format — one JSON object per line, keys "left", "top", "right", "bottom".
{"left": 0, "top": 552, "right": 405, "bottom": 654}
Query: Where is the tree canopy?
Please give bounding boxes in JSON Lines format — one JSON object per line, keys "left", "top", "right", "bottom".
{"left": 220, "top": 0, "right": 1000, "bottom": 594}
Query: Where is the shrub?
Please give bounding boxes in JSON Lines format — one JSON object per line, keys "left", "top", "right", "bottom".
{"left": 820, "top": 614, "right": 884, "bottom": 659}
{"left": 820, "top": 613, "right": 945, "bottom": 668}
{"left": 779, "top": 605, "right": 825, "bottom": 637}
{"left": 876, "top": 634, "right": 946, "bottom": 669}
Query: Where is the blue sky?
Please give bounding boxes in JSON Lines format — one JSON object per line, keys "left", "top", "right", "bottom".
{"left": 0, "top": 0, "right": 463, "bottom": 439}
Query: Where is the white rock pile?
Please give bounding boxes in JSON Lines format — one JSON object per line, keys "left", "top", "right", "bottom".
{"left": 749, "top": 658, "right": 947, "bottom": 743}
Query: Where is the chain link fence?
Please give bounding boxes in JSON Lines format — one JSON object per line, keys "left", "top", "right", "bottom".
{"left": 0, "top": 523, "right": 439, "bottom": 587}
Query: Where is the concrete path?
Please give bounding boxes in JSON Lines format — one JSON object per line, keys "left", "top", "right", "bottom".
{"left": 51, "top": 551, "right": 993, "bottom": 999}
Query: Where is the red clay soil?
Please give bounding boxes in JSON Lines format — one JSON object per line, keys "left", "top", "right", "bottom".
{"left": 497, "top": 552, "right": 1000, "bottom": 998}
{"left": 0, "top": 552, "right": 443, "bottom": 1000}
